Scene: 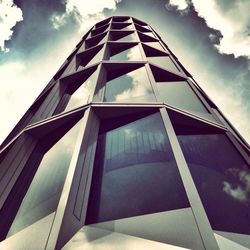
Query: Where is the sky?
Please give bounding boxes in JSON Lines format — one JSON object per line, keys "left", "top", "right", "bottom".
{"left": 0, "top": 0, "right": 249, "bottom": 145}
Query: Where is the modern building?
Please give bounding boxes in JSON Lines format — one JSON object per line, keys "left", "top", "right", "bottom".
{"left": 0, "top": 16, "right": 249, "bottom": 250}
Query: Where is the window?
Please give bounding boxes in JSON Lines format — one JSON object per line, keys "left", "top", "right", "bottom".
{"left": 91, "top": 24, "right": 109, "bottom": 36}
{"left": 157, "top": 81, "right": 212, "bottom": 119}
{"left": 111, "top": 23, "right": 133, "bottom": 30}
{"left": 177, "top": 133, "right": 250, "bottom": 234}
{"left": 148, "top": 56, "right": 180, "bottom": 74}
{"left": 104, "top": 65, "right": 155, "bottom": 102}
{"left": 7, "top": 118, "right": 83, "bottom": 236}
{"left": 144, "top": 42, "right": 165, "bottom": 51}
{"left": 109, "top": 44, "right": 142, "bottom": 61}
{"left": 112, "top": 16, "right": 130, "bottom": 22}
{"left": 86, "top": 112, "right": 189, "bottom": 223}
{"left": 109, "top": 31, "right": 137, "bottom": 42}
{"left": 85, "top": 32, "right": 107, "bottom": 49}
{"left": 77, "top": 45, "right": 104, "bottom": 69}
{"left": 63, "top": 68, "right": 98, "bottom": 112}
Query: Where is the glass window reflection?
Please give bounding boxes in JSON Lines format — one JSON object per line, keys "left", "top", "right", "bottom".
{"left": 84, "top": 47, "right": 104, "bottom": 67}
{"left": 8, "top": 119, "right": 82, "bottom": 236}
{"left": 145, "top": 42, "right": 164, "bottom": 51}
{"left": 120, "top": 24, "right": 133, "bottom": 31}
{"left": 104, "top": 66, "right": 155, "bottom": 102}
{"left": 157, "top": 81, "right": 214, "bottom": 120}
{"left": 177, "top": 133, "right": 250, "bottom": 234}
{"left": 87, "top": 112, "right": 189, "bottom": 223}
{"left": 117, "top": 33, "right": 137, "bottom": 42}
{"left": 144, "top": 32, "right": 155, "bottom": 38}
{"left": 110, "top": 46, "right": 142, "bottom": 61}
{"left": 148, "top": 56, "right": 180, "bottom": 74}
{"left": 64, "top": 70, "right": 98, "bottom": 112}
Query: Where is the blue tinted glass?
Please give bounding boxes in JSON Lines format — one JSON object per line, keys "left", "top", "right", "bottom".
{"left": 8, "top": 119, "right": 82, "bottom": 236}
{"left": 178, "top": 133, "right": 250, "bottom": 234}
{"left": 87, "top": 113, "right": 189, "bottom": 223}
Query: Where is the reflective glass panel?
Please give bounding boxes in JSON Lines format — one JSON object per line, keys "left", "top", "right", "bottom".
{"left": 148, "top": 56, "right": 180, "bottom": 74}
{"left": 85, "top": 47, "right": 104, "bottom": 67}
{"left": 121, "top": 24, "right": 133, "bottom": 31}
{"left": 86, "top": 34, "right": 107, "bottom": 49}
{"left": 110, "top": 46, "right": 142, "bottom": 61}
{"left": 117, "top": 33, "right": 137, "bottom": 42}
{"left": 177, "top": 134, "right": 250, "bottom": 234}
{"left": 112, "top": 24, "right": 132, "bottom": 30}
{"left": 144, "top": 32, "right": 155, "bottom": 38}
{"left": 104, "top": 66, "right": 155, "bottom": 102}
{"left": 87, "top": 112, "right": 189, "bottom": 223}
{"left": 91, "top": 25, "right": 108, "bottom": 36}
{"left": 8, "top": 119, "right": 82, "bottom": 236}
{"left": 64, "top": 70, "right": 98, "bottom": 112}
{"left": 157, "top": 81, "right": 214, "bottom": 120}
{"left": 145, "top": 42, "right": 164, "bottom": 51}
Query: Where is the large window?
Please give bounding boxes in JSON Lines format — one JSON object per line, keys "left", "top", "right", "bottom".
{"left": 109, "top": 31, "right": 137, "bottom": 42}
{"left": 177, "top": 133, "right": 250, "bottom": 234}
{"left": 104, "top": 65, "right": 155, "bottom": 102}
{"left": 7, "top": 118, "right": 83, "bottom": 236}
{"left": 157, "top": 81, "right": 210, "bottom": 116}
{"left": 63, "top": 69, "right": 98, "bottom": 112}
{"left": 86, "top": 112, "right": 189, "bottom": 224}
{"left": 148, "top": 56, "right": 180, "bottom": 74}
{"left": 109, "top": 44, "right": 142, "bottom": 61}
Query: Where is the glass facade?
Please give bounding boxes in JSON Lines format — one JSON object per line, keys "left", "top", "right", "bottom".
{"left": 84, "top": 47, "right": 104, "bottom": 67}
{"left": 87, "top": 112, "right": 189, "bottom": 223}
{"left": 7, "top": 119, "right": 82, "bottom": 236}
{"left": 104, "top": 66, "right": 155, "bottom": 102}
{"left": 178, "top": 133, "right": 250, "bottom": 234}
{"left": 110, "top": 45, "right": 142, "bottom": 61}
{"left": 157, "top": 81, "right": 213, "bottom": 119}
{"left": 64, "top": 70, "right": 98, "bottom": 112}
{"left": 148, "top": 56, "right": 180, "bottom": 74}
{"left": 117, "top": 33, "right": 137, "bottom": 42}
{"left": 1, "top": 16, "right": 249, "bottom": 250}
{"left": 144, "top": 42, "right": 165, "bottom": 51}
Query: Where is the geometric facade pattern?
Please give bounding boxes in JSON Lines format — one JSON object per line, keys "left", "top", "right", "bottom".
{"left": 0, "top": 16, "right": 249, "bottom": 250}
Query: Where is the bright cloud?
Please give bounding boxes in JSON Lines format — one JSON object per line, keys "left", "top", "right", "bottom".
{"left": 167, "top": 0, "right": 250, "bottom": 58}
{"left": 115, "top": 67, "right": 152, "bottom": 102}
{"left": 51, "top": 0, "right": 118, "bottom": 32}
{"left": 0, "top": 0, "right": 23, "bottom": 52}
{"left": 168, "top": 0, "right": 188, "bottom": 11}
{"left": 0, "top": 35, "right": 82, "bottom": 145}
{"left": 223, "top": 169, "right": 250, "bottom": 202}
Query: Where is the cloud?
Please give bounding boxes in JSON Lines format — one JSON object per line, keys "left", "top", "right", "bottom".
{"left": 0, "top": 35, "right": 82, "bottom": 145}
{"left": 50, "top": 0, "right": 118, "bottom": 32}
{"left": 223, "top": 169, "right": 250, "bottom": 203}
{"left": 115, "top": 67, "right": 153, "bottom": 102}
{"left": 167, "top": 0, "right": 250, "bottom": 58}
{"left": 168, "top": 0, "right": 188, "bottom": 11}
{"left": 0, "top": 0, "right": 23, "bottom": 52}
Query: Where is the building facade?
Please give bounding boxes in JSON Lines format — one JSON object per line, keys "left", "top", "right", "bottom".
{"left": 0, "top": 16, "right": 249, "bottom": 250}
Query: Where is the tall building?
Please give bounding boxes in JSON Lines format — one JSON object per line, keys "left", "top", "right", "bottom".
{"left": 0, "top": 16, "right": 249, "bottom": 250}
